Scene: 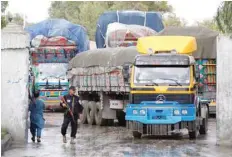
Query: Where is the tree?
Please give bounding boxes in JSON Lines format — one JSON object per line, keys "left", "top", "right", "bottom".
{"left": 1, "top": 1, "right": 8, "bottom": 13}
{"left": 216, "top": 1, "right": 232, "bottom": 34}
{"left": 49, "top": 1, "right": 173, "bottom": 40}
{"left": 1, "top": 1, "right": 8, "bottom": 28}
{"left": 109, "top": 1, "right": 172, "bottom": 12}
{"left": 197, "top": 19, "right": 219, "bottom": 32}
{"left": 163, "top": 13, "right": 187, "bottom": 27}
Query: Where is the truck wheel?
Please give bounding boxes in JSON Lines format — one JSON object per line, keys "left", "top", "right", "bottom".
{"left": 87, "top": 101, "right": 96, "bottom": 125}
{"left": 117, "top": 111, "right": 126, "bottom": 126}
{"left": 199, "top": 108, "right": 209, "bottom": 134}
{"left": 107, "top": 119, "right": 114, "bottom": 126}
{"left": 80, "top": 100, "right": 88, "bottom": 124}
{"left": 189, "top": 130, "right": 198, "bottom": 139}
{"left": 133, "top": 131, "right": 142, "bottom": 139}
{"left": 95, "top": 102, "right": 107, "bottom": 126}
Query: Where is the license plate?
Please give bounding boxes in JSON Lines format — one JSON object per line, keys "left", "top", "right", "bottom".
{"left": 109, "top": 100, "right": 123, "bottom": 109}
{"left": 152, "top": 116, "right": 166, "bottom": 119}
{"left": 155, "top": 101, "right": 164, "bottom": 104}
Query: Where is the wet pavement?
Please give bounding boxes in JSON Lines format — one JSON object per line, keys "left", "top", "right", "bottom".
{"left": 3, "top": 113, "right": 232, "bottom": 157}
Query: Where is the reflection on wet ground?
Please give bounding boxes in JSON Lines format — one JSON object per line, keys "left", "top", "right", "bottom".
{"left": 3, "top": 113, "right": 232, "bottom": 157}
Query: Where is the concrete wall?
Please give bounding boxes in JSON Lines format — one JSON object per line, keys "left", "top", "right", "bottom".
{"left": 217, "top": 36, "right": 232, "bottom": 146}
{"left": 1, "top": 23, "right": 30, "bottom": 143}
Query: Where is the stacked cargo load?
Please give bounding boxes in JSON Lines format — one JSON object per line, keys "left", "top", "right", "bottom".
{"left": 26, "top": 19, "right": 89, "bottom": 110}
{"left": 157, "top": 26, "right": 218, "bottom": 114}
{"left": 95, "top": 11, "right": 164, "bottom": 48}
{"left": 105, "top": 22, "right": 157, "bottom": 47}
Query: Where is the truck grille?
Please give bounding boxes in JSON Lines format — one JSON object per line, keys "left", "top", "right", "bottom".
{"left": 132, "top": 94, "right": 195, "bottom": 104}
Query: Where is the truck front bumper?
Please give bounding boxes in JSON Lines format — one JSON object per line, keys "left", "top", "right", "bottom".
{"left": 125, "top": 101, "right": 196, "bottom": 124}
{"left": 125, "top": 101, "right": 197, "bottom": 135}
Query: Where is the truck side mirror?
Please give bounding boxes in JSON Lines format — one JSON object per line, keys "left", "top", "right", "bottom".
{"left": 122, "top": 64, "right": 130, "bottom": 83}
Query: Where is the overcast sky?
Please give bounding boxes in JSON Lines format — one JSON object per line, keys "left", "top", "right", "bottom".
{"left": 6, "top": 0, "right": 222, "bottom": 25}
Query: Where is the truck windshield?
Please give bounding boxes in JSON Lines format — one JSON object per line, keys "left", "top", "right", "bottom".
{"left": 38, "top": 63, "right": 68, "bottom": 79}
{"left": 134, "top": 66, "right": 190, "bottom": 86}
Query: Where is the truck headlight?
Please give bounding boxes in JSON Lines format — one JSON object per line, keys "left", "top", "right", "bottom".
{"left": 174, "top": 110, "right": 180, "bottom": 115}
{"left": 140, "top": 109, "right": 146, "bottom": 115}
{"left": 182, "top": 110, "right": 188, "bottom": 115}
{"left": 133, "top": 110, "right": 138, "bottom": 115}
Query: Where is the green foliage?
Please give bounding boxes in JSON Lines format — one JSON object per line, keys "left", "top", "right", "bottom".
{"left": 1, "top": 128, "right": 8, "bottom": 138}
{"left": 197, "top": 19, "right": 219, "bottom": 32}
{"left": 49, "top": 1, "right": 173, "bottom": 40}
{"left": 1, "top": 1, "right": 8, "bottom": 29}
{"left": 216, "top": 1, "right": 232, "bottom": 34}
{"left": 163, "top": 13, "right": 187, "bottom": 27}
{"left": 1, "top": 16, "right": 7, "bottom": 28}
{"left": 109, "top": 1, "right": 172, "bottom": 12}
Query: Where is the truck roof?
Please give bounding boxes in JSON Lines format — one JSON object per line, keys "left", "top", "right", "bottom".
{"left": 137, "top": 36, "right": 197, "bottom": 55}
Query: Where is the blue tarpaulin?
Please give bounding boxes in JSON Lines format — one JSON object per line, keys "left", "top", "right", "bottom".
{"left": 25, "top": 19, "right": 90, "bottom": 52}
{"left": 95, "top": 11, "right": 164, "bottom": 48}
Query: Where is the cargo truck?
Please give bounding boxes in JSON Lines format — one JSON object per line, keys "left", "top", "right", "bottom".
{"left": 126, "top": 36, "right": 209, "bottom": 139}
{"left": 105, "top": 26, "right": 218, "bottom": 115}
{"left": 68, "top": 47, "right": 138, "bottom": 126}
{"left": 26, "top": 19, "right": 89, "bottom": 110}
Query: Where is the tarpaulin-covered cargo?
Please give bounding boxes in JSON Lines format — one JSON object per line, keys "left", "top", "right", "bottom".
{"left": 105, "top": 22, "right": 157, "bottom": 47}
{"left": 25, "top": 19, "right": 90, "bottom": 52}
{"left": 68, "top": 47, "right": 138, "bottom": 92}
{"left": 30, "top": 35, "right": 78, "bottom": 64}
{"left": 69, "top": 47, "right": 138, "bottom": 68}
{"left": 158, "top": 26, "right": 219, "bottom": 59}
{"left": 96, "top": 11, "right": 164, "bottom": 48}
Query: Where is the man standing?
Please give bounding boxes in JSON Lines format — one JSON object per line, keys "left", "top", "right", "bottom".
{"left": 60, "top": 86, "right": 83, "bottom": 144}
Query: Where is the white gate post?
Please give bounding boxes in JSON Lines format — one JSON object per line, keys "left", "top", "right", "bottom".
{"left": 216, "top": 35, "right": 232, "bottom": 146}
{"left": 1, "top": 22, "right": 30, "bottom": 143}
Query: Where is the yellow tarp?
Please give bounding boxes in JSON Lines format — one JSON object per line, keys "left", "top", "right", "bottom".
{"left": 137, "top": 36, "right": 197, "bottom": 55}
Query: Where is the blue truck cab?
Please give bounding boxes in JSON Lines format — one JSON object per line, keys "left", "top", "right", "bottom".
{"left": 125, "top": 36, "right": 209, "bottom": 139}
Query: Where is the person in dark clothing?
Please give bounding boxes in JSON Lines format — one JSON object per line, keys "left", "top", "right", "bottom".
{"left": 60, "top": 86, "right": 83, "bottom": 144}
{"left": 29, "top": 90, "right": 45, "bottom": 143}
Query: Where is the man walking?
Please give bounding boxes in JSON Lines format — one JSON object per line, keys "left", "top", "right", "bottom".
{"left": 60, "top": 86, "right": 83, "bottom": 144}
{"left": 29, "top": 90, "right": 45, "bottom": 143}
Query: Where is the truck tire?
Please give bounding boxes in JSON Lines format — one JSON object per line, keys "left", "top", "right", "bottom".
{"left": 199, "top": 107, "right": 209, "bottom": 134}
{"left": 80, "top": 100, "right": 88, "bottom": 124}
{"left": 87, "top": 101, "right": 96, "bottom": 125}
{"left": 189, "top": 131, "right": 197, "bottom": 139}
{"left": 133, "top": 131, "right": 142, "bottom": 139}
{"left": 95, "top": 102, "right": 107, "bottom": 126}
{"left": 107, "top": 119, "right": 114, "bottom": 126}
{"left": 117, "top": 111, "right": 126, "bottom": 126}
